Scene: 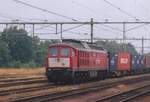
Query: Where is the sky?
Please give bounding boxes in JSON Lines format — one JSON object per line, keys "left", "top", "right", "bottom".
{"left": 0, "top": 0, "right": 150, "bottom": 53}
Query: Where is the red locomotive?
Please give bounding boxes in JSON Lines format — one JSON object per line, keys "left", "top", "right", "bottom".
{"left": 45, "top": 39, "right": 150, "bottom": 83}
{"left": 45, "top": 39, "right": 108, "bottom": 83}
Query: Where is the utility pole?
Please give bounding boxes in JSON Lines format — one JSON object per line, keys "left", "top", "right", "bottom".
{"left": 142, "top": 36, "right": 144, "bottom": 55}
{"left": 5, "top": 24, "right": 8, "bottom": 40}
{"left": 23, "top": 24, "right": 25, "bottom": 30}
{"left": 60, "top": 24, "right": 63, "bottom": 41}
{"left": 56, "top": 24, "right": 58, "bottom": 34}
{"left": 91, "top": 18, "right": 94, "bottom": 44}
{"left": 123, "top": 22, "right": 126, "bottom": 52}
{"left": 32, "top": 24, "right": 35, "bottom": 38}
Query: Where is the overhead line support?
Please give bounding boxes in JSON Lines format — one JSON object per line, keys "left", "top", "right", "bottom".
{"left": 0, "top": 21, "right": 150, "bottom": 25}
{"left": 91, "top": 18, "right": 94, "bottom": 44}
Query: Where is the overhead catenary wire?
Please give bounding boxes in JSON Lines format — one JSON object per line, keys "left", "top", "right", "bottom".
{"left": 100, "top": 24, "right": 122, "bottom": 32}
{"left": 72, "top": 0, "right": 123, "bottom": 38}
{"left": 136, "top": 0, "right": 150, "bottom": 16}
{"left": 101, "top": 0, "right": 150, "bottom": 49}
{"left": 53, "top": 24, "right": 85, "bottom": 34}
{"left": 0, "top": 11, "right": 50, "bottom": 22}
{"left": 72, "top": 0, "right": 123, "bottom": 32}
{"left": 13, "top": 0, "right": 88, "bottom": 37}
{"left": 28, "top": 24, "right": 86, "bottom": 35}
{"left": 5, "top": 0, "right": 150, "bottom": 48}
{"left": 72, "top": 1, "right": 101, "bottom": 18}
{"left": 126, "top": 23, "right": 149, "bottom": 32}
{"left": 7, "top": 0, "right": 144, "bottom": 36}
{"left": 102, "top": 0, "right": 139, "bottom": 21}
{"left": 101, "top": 0, "right": 150, "bottom": 29}
{"left": 13, "top": 0, "right": 78, "bottom": 21}
{"left": 0, "top": 13, "right": 15, "bottom": 20}
{"left": 94, "top": 25, "right": 120, "bottom": 35}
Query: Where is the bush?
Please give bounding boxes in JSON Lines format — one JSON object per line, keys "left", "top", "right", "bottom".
{"left": 21, "top": 61, "right": 37, "bottom": 68}
{"left": 8, "top": 60, "right": 22, "bottom": 68}
{"left": 7, "top": 60, "right": 38, "bottom": 68}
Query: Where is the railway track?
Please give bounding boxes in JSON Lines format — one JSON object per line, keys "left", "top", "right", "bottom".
{"left": 95, "top": 83, "right": 150, "bottom": 102}
{"left": 0, "top": 76, "right": 45, "bottom": 83}
{"left": 0, "top": 75, "right": 18, "bottom": 79}
{"left": 9, "top": 74, "right": 150, "bottom": 102}
{"left": 0, "top": 77, "right": 47, "bottom": 87}
{"left": 0, "top": 75, "right": 32, "bottom": 79}
{"left": 120, "top": 90, "right": 150, "bottom": 102}
{"left": 0, "top": 83, "right": 55, "bottom": 96}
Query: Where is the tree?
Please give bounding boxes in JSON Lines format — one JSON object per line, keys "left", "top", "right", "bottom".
{"left": 0, "top": 38, "right": 11, "bottom": 67}
{"left": 96, "top": 40, "right": 137, "bottom": 54}
{"left": 1, "top": 26, "right": 34, "bottom": 63}
{"left": 34, "top": 40, "right": 60, "bottom": 66}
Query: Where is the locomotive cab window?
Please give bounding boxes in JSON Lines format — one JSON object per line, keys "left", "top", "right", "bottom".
{"left": 61, "top": 48, "right": 70, "bottom": 57}
{"left": 50, "top": 48, "right": 57, "bottom": 56}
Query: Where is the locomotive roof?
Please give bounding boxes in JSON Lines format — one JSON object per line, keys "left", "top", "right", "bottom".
{"left": 49, "top": 39, "right": 107, "bottom": 53}
{"left": 62, "top": 39, "right": 84, "bottom": 49}
{"left": 62, "top": 39, "right": 107, "bottom": 52}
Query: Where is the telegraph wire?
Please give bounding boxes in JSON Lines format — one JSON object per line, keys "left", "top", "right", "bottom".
{"left": 13, "top": 0, "right": 78, "bottom": 21}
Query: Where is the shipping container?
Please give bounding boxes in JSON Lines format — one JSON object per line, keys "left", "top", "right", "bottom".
{"left": 145, "top": 55, "right": 150, "bottom": 68}
{"left": 109, "top": 53, "right": 117, "bottom": 71}
{"left": 132, "top": 55, "right": 145, "bottom": 70}
{"left": 117, "top": 52, "right": 131, "bottom": 71}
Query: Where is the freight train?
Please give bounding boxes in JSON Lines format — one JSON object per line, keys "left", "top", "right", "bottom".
{"left": 45, "top": 39, "right": 150, "bottom": 83}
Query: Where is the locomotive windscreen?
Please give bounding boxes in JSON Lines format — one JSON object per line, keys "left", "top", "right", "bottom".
{"left": 60, "top": 48, "right": 70, "bottom": 57}
{"left": 50, "top": 48, "right": 58, "bottom": 56}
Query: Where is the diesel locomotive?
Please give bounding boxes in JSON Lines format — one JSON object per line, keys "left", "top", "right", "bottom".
{"left": 45, "top": 39, "right": 150, "bottom": 83}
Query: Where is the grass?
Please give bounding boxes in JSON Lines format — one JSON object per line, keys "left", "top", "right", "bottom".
{"left": 0, "top": 67, "right": 45, "bottom": 76}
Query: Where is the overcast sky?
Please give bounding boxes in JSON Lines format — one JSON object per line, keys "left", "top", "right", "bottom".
{"left": 0, "top": 0, "right": 150, "bottom": 53}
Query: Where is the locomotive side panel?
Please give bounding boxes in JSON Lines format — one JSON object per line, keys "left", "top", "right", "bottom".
{"left": 70, "top": 48, "right": 78, "bottom": 69}
{"left": 77, "top": 50, "right": 108, "bottom": 71}
{"left": 78, "top": 51, "right": 90, "bottom": 69}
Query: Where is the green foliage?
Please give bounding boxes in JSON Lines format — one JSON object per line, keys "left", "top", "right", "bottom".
{"left": 0, "top": 38, "right": 11, "bottom": 67}
{"left": 0, "top": 26, "right": 60, "bottom": 68}
{"left": 7, "top": 60, "right": 37, "bottom": 68}
{"left": 95, "top": 40, "right": 138, "bottom": 54}
{"left": 21, "top": 60, "right": 37, "bottom": 68}
{"left": 1, "top": 26, "right": 34, "bottom": 63}
{"left": 8, "top": 60, "right": 22, "bottom": 68}
{"left": 34, "top": 40, "right": 60, "bottom": 66}
{"left": 0, "top": 26, "right": 42, "bottom": 68}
